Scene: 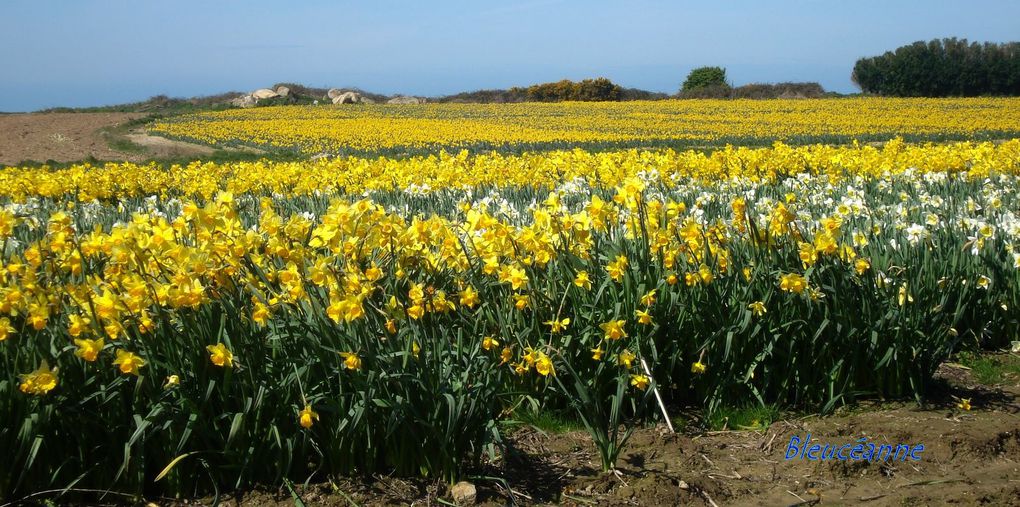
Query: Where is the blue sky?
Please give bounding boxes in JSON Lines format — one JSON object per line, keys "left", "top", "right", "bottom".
{"left": 2, "top": 0, "right": 1018, "bottom": 111}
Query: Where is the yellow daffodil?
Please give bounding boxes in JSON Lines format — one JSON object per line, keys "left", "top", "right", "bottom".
{"left": 340, "top": 352, "right": 362, "bottom": 370}
{"left": 635, "top": 309, "right": 653, "bottom": 325}
{"left": 574, "top": 271, "right": 592, "bottom": 290}
{"left": 113, "top": 350, "right": 145, "bottom": 376}
{"left": 748, "top": 301, "right": 766, "bottom": 317}
{"left": 618, "top": 350, "right": 636, "bottom": 369}
{"left": 630, "top": 374, "right": 650, "bottom": 390}
{"left": 74, "top": 337, "right": 104, "bottom": 362}
{"left": 299, "top": 404, "right": 319, "bottom": 429}
{"left": 544, "top": 317, "right": 570, "bottom": 333}
{"left": 600, "top": 319, "right": 627, "bottom": 340}
{"left": 19, "top": 361, "right": 58, "bottom": 395}
{"left": 206, "top": 343, "right": 233, "bottom": 368}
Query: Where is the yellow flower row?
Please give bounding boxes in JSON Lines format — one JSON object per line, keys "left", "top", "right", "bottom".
{"left": 148, "top": 98, "right": 1020, "bottom": 154}
{"left": 1, "top": 138, "right": 1018, "bottom": 202}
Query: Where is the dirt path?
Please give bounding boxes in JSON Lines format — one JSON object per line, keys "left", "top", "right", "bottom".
{"left": 0, "top": 112, "right": 261, "bottom": 166}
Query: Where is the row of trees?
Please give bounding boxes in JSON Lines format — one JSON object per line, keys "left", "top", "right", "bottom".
{"left": 852, "top": 38, "right": 1020, "bottom": 97}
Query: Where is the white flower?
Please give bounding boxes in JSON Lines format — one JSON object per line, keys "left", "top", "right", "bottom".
{"left": 905, "top": 224, "right": 927, "bottom": 246}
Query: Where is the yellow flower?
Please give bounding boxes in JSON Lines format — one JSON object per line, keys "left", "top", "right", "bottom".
{"left": 591, "top": 346, "right": 604, "bottom": 361}
{"left": 640, "top": 289, "right": 657, "bottom": 307}
{"left": 506, "top": 266, "right": 529, "bottom": 290}
{"left": 500, "top": 346, "right": 512, "bottom": 364}
{"left": 459, "top": 285, "right": 480, "bottom": 308}
{"left": 299, "top": 404, "right": 319, "bottom": 429}
{"left": 407, "top": 304, "right": 425, "bottom": 320}
{"left": 573, "top": 271, "right": 592, "bottom": 290}
{"left": 340, "top": 351, "right": 362, "bottom": 370}
{"left": 854, "top": 258, "right": 871, "bottom": 275}
{"left": 164, "top": 375, "right": 180, "bottom": 389}
{"left": 779, "top": 273, "right": 808, "bottom": 294}
{"left": 74, "top": 337, "right": 105, "bottom": 362}
{"left": 482, "top": 336, "right": 500, "bottom": 351}
{"left": 385, "top": 319, "right": 397, "bottom": 334}
{"left": 618, "top": 349, "right": 636, "bottom": 369}
{"left": 252, "top": 300, "right": 270, "bottom": 325}
{"left": 19, "top": 361, "right": 58, "bottom": 396}
{"left": 698, "top": 264, "right": 713, "bottom": 285}
{"left": 748, "top": 301, "right": 766, "bottom": 317}
{"left": 957, "top": 398, "right": 971, "bottom": 411}
{"left": 544, "top": 317, "right": 570, "bottom": 333}
{"left": 599, "top": 319, "right": 627, "bottom": 340}
{"left": 898, "top": 284, "right": 913, "bottom": 306}
{"left": 412, "top": 341, "right": 421, "bottom": 358}
{"left": 691, "top": 361, "right": 707, "bottom": 374}
{"left": 630, "top": 374, "right": 650, "bottom": 390}
{"left": 534, "top": 352, "right": 554, "bottom": 376}
{"left": 0, "top": 318, "right": 15, "bottom": 342}
{"left": 206, "top": 343, "right": 234, "bottom": 368}
{"left": 635, "top": 309, "right": 653, "bottom": 325}
{"left": 113, "top": 349, "right": 145, "bottom": 376}
{"left": 606, "top": 255, "right": 628, "bottom": 282}
{"left": 513, "top": 294, "right": 530, "bottom": 311}
{"left": 666, "top": 274, "right": 678, "bottom": 285}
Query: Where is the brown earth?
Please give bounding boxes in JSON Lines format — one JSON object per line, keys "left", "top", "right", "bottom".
{"left": 146, "top": 362, "right": 1020, "bottom": 507}
{"left": 0, "top": 112, "right": 144, "bottom": 165}
{"left": 0, "top": 112, "right": 257, "bottom": 166}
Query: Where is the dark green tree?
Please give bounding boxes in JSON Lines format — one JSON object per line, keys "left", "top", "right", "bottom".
{"left": 681, "top": 66, "right": 729, "bottom": 92}
{"left": 852, "top": 38, "right": 1020, "bottom": 96}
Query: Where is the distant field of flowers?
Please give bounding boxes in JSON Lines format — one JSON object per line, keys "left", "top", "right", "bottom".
{"left": 149, "top": 97, "right": 1020, "bottom": 155}
{"left": 2, "top": 99, "right": 1020, "bottom": 502}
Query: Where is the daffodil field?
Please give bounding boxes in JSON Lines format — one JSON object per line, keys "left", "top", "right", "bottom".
{"left": 151, "top": 98, "right": 1020, "bottom": 155}
{"left": 2, "top": 99, "right": 1020, "bottom": 500}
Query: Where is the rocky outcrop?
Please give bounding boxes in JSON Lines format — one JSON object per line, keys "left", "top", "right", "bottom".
{"left": 275, "top": 86, "right": 290, "bottom": 97}
{"left": 387, "top": 96, "right": 426, "bottom": 104}
{"left": 229, "top": 94, "right": 257, "bottom": 108}
{"left": 332, "top": 91, "right": 363, "bottom": 104}
{"left": 252, "top": 88, "right": 280, "bottom": 100}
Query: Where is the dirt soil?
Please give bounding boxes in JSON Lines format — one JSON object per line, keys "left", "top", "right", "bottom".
{"left": 147, "top": 363, "right": 1020, "bottom": 507}
{"left": 0, "top": 112, "right": 252, "bottom": 166}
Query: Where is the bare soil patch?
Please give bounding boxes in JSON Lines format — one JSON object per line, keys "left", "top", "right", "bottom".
{"left": 0, "top": 112, "right": 144, "bottom": 165}
{"left": 0, "top": 112, "right": 261, "bottom": 166}
{"left": 145, "top": 364, "right": 1020, "bottom": 507}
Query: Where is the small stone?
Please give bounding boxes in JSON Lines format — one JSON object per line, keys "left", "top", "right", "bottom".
{"left": 450, "top": 481, "right": 477, "bottom": 505}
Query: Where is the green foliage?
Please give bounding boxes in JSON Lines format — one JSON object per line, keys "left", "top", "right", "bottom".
{"left": 705, "top": 405, "right": 780, "bottom": 431}
{"left": 956, "top": 352, "right": 1020, "bottom": 385}
{"left": 509, "top": 78, "right": 624, "bottom": 102}
{"left": 852, "top": 38, "right": 1020, "bottom": 97}
{"left": 681, "top": 66, "right": 729, "bottom": 93}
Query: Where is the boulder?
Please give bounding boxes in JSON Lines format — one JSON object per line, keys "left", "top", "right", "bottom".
{"left": 230, "top": 94, "right": 257, "bottom": 108}
{"left": 275, "top": 86, "right": 290, "bottom": 97}
{"left": 449, "top": 481, "right": 476, "bottom": 505}
{"left": 332, "top": 91, "right": 361, "bottom": 104}
{"left": 387, "top": 96, "right": 425, "bottom": 104}
{"left": 252, "top": 88, "right": 280, "bottom": 100}
{"left": 360, "top": 96, "right": 376, "bottom": 104}
{"left": 327, "top": 88, "right": 344, "bottom": 100}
